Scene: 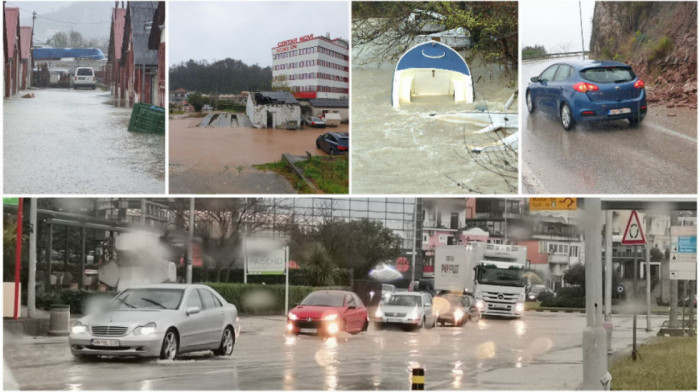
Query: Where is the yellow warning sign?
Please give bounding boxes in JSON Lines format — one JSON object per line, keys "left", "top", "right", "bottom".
{"left": 529, "top": 198, "right": 577, "bottom": 211}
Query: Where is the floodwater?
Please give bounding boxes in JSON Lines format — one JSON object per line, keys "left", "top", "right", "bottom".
{"left": 169, "top": 115, "right": 339, "bottom": 194}
{"left": 3, "top": 88, "right": 165, "bottom": 193}
{"left": 352, "top": 40, "right": 519, "bottom": 194}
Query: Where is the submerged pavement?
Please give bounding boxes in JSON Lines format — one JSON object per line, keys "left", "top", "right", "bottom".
{"left": 3, "top": 88, "right": 165, "bottom": 193}
{"left": 522, "top": 56, "right": 697, "bottom": 194}
{"left": 4, "top": 312, "right": 667, "bottom": 390}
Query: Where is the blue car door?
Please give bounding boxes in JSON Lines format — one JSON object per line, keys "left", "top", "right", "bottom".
{"left": 537, "top": 65, "right": 560, "bottom": 115}
{"left": 549, "top": 65, "right": 574, "bottom": 114}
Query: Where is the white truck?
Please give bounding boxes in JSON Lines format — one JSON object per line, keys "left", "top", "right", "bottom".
{"left": 435, "top": 242, "right": 527, "bottom": 318}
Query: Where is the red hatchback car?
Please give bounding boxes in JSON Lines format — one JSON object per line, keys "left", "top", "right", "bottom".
{"left": 287, "top": 290, "right": 369, "bottom": 336}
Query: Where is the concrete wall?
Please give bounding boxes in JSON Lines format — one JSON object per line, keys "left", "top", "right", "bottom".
{"left": 311, "top": 107, "right": 349, "bottom": 122}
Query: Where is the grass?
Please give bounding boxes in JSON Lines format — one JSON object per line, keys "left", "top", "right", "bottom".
{"left": 296, "top": 155, "right": 349, "bottom": 194}
{"left": 254, "top": 155, "right": 349, "bottom": 194}
{"left": 524, "top": 301, "right": 541, "bottom": 311}
{"left": 610, "top": 337, "right": 696, "bottom": 390}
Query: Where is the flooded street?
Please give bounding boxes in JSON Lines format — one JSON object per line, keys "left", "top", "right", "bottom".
{"left": 522, "top": 56, "right": 697, "bottom": 194}
{"left": 352, "top": 47, "right": 518, "bottom": 194}
{"left": 169, "top": 115, "right": 337, "bottom": 194}
{"left": 4, "top": 88, "right": 164, "bottom": 193}
{"left": 4, "top": 313, "right": 665, "bottom": 390}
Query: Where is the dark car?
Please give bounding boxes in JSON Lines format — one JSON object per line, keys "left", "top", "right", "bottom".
{"left": 435, "top": 293, "right": 480, "bottom": 327}
{"left": 316, "top": 132, "right": 349, "bottom": 155}
{"left": 287, "top": 290, "right": 369, "bottom": 336}
{"left": 526, "top": 60, "right": 647, "bottom": 130}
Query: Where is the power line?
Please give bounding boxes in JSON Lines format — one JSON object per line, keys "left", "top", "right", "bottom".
{"left": 6, "top": 2, "right": 111, "bottom": 25}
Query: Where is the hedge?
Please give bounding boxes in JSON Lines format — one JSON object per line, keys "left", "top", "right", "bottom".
{"left": 206, "top": 283, "right": 317, "bottom": 315}
{"left": 36, "top": 290, "right": 117, "bottom": 314}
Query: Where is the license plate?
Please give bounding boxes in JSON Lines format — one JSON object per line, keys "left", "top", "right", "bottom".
{"left": 492, "top": 304, "right": 509, "bottom": 310}
{"left": 387, "top": 317, "right": 403, "bottom": 323}
{"left": 91, "top": 339, "right": 119, "bottom": 347}
{"left": 608, "top": 108, "right": 631, "bottom": 115}
{"left": 299, "top": 328, "right": 317, "bottom": 334}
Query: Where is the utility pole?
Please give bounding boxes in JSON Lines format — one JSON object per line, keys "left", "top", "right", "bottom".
{"left": 187, "top": 198, "right": 194, "bottom": 284}
{"left": 410, "top": 199, "right": 418, "bottom": 283}
{"left": 582, "top": 198, "right": 609, "bottom": 390}
{"left": 579, "top": 0, "right": 586, "bottom": 60}
{"left": 604, "top": 211, "right": 613, "bottom": 355}
{"left": 28, "top": 199, "right": 37, "bottom": 318}
{"left": 645, "top": 215, "right": 652, "bottom": 332}
{"left": 31, "top": 12, "right": 36, "bottom": 70}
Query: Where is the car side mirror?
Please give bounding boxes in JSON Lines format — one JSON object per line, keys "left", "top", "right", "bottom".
{"left": 530, "top": 76, "right": 540, "bottom": 83}
{"left": 186, "top": 306, "right": 200, "bottom": 315}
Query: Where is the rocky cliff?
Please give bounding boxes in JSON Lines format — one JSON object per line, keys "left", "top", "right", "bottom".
{"left": 590, "top": 2, "right": 697, "bottom": 108}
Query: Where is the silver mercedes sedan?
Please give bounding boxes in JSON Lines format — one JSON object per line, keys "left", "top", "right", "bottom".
{"left": 69, "top": 284, "right": 240, "bottom": 360}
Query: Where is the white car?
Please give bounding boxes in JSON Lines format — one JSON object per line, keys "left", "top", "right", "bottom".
{"left": 374, "top": 292, "right": 436, "bottom": 330}
{"left": 69, "top": 284, "right": 240, "bottom": 360}
{"left": 73, "top": 67, "right": 96, "bottom": 89}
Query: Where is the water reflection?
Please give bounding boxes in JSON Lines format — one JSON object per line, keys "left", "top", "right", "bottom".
{"left": 475, "top": 341, "right": 496, "bottom": 359}
{"left": 451, "top": 360, "right": 464, "bottom": 388}
{"left": 315, "top": 337, "right": 339, "bottom": 390}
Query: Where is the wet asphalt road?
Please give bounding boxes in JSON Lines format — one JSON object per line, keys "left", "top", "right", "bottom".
{"left": 4, "top": 88, "right": 165, "bottom": 193}
{"left": 4, "top": 312, "right": 665, "bottom": 390}
{"left": 521, "top": 57, "right": 697, "bottom": 194}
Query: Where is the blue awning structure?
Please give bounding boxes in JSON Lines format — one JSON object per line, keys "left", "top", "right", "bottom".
{"left": 391, "top": 41, "right": 474, "bottom": 108}
{"left": 33, "top": 47, "right": 106, "bottom": 60}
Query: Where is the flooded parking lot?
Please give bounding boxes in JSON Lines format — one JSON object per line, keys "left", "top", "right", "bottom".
{"left": 169, "top": 115, "right": 340, "bottom": 193}
{"left": 3, "top": 88, "right": 165, "bottom": 193}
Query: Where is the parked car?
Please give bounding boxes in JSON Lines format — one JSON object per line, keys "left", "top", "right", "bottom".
{"left": 73, "top": 67, "right": 96, "bottom": 89}
{"left": 678, "top": 294, "right": 697, "bottom": 308}
{"left": 435, "top": 293, "right": 480, "bottom": 326}
{"left": 287, "top": 290, "right": 369, "bottom": 336}
{"left": 526, "top": 60, "right": 646, "bottom": 130}
{"left": 305, "top": 116, "right": 326, "bottom": 128}
{"left": 374, "top": 292, "right": 436, "bottom": 330}
{"left": 316, "top": 132, "right": 349, "bottom": 155}
{"left": 69, "top": 284, "right": 239, "bottom": 360}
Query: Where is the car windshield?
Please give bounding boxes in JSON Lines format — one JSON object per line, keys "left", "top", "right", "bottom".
{"left": 477, "top": 266, "right": 525, "bottom": 287}
{"left": 443, "top": 295, "right": 464, "bottom": 307}
{"left": 110, "top": 288, "right": 184, "bottom": 310}
{"left": 311, "top": 117, "right": 322, "bottom": 121}
{"left": 386, "top": 295, "right": 420, "bottom": 307}
{"left": 76, "top": 68, "right": 93, "bottom": 76}
{"left": 301, "top": 292, "right": 345, "bottom": 307}
{"left": 580, "top": 67, "right": 635, "bottom": 83}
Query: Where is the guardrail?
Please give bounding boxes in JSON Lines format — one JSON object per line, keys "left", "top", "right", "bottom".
{"left": 523, "top": 51, "right": 590, "bottom": 61}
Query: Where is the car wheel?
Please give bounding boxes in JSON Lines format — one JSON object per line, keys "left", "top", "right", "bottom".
{"left": 560, "top": 102, "right": 574, "bottom": 131}
{"left": 526, "top": 91, "right": 535, "bottom": 113}
{"left": 214, "top": 326, "right": 235, "bottom": 356}
{"left": 316, "top": 141, "right": 321, "bottom": 149}
{"left": 329, "top": 148, "right": 336, "bottom": 156}
{"left": 629, "top": 117, "right": 642, "bottom": 127}
{"left": 160, "top": 329, "right": 179, "bottom": 360}
{"left": 362, "top": 319, "right": 369, "bottom": 332}
{"left": 374, "top": 322, "right": 383, "bottom": 331}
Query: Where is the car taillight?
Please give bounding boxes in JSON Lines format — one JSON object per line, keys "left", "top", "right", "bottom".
{"left": 573, "top": 82, "right": 599, "bottom": 93}
{"left": 338, "top": 146, "right": 348, "bottom": 151}
{"left": 634, "top": 80, "right": 645, "bottom": 89}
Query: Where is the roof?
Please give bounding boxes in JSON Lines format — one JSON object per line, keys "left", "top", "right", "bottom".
{"left": 309, "top": 98, "right": 348, "bottom": 108}
{"left": 109, "top": 8, "right": 126, "bottom": 62}
{"left": 395, "top": 41, "right": 470, "bottom": 76}
{"left": 19, "top": 26, "right": 31, "bottom": 59}
{"left": 253, "top": 91, "right": 299, "bottom": 106}
{"left": 33, "top": 47, "right": 105, "bottom": 60}
{"left": 124, "top": 1, "right": 158, "bottom": 66}
{"left": 329, "top": 132, "right": 349, "bottom": 138}
{"left": 5, "top": 7, "right": 19, "bottom": 59}
{"left": 148, "top": 2, "right": 164, "bottom": 50}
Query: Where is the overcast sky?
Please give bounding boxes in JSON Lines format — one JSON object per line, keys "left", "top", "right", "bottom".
{"left": 170, "top": 1, "right": 350, "bottom": 67}
{"left": 520, "top": 0, "right": 595, "bottom": 53}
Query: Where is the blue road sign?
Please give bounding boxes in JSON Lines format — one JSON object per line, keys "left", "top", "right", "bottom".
{"left": 678, "top": 236, "right": 697, "bottom": 254}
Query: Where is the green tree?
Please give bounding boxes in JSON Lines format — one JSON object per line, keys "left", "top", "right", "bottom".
{"left": 46, "top": 32, "right": 68, "bottom": 48}
{"left": 564, "top": 263, "right": 586, "bottom": 287}
{"left": 188, "top": 93, "right": 204, "bottom": 112}
{"left": 300, "top": 244, "right": 340, "bottom": 287}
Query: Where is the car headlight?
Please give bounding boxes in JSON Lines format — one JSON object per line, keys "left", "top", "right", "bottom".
{"left": 288, "top": 312, "right": 298, "bottom": 321}
{"left": 476, "top": 300, "right": 486, "bottom": 310}
{"left": 408, "top": 307, "right": 419, "bottom": 320}
{"left": 133, "top": 322, "right": 157, "bottom": 336}
{"left": 71, "top": 322, "right": 88, "bottom": 334}
{"left": 454, "top": 309, "right": 464, "bottom": 321}
{"left": 515, "top": 302, "right": 525, "bottom": 313}
{"left": 375, "top": 308, "right": 383, "bottom": 318}
{"left": 322, "top": 313, "right": 338, "bottom": 321}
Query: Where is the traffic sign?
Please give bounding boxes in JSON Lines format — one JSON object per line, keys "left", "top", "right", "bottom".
{"left": 617, "top": 285, "right": 625, "bottom": 294}
{"left": 621, "top": 210, "right": 646, "bottom": 245}
{"left": 3, "top": 198, "right": 19, "bottom": 206}
{"left": 396, "top": 257, "right": 409, "bottom": 273}
{"left": 670, "top": 226, "right": 696, "bottom": 280}
{"left": 529, "top": 198, "right": 577, "bottom": 211}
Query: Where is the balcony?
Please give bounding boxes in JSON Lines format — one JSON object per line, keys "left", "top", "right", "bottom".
{"left": 547, "top": 253, "right": 570, "bottom": 264}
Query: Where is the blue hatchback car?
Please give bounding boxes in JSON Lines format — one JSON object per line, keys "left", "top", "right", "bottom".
{"left": 526, "top": 60, "right": 647, "bottom": 130}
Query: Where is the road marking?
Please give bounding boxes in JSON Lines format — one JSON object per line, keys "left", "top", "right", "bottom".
{"left": 644, "top": 122, "right": 697, "bottom": 144}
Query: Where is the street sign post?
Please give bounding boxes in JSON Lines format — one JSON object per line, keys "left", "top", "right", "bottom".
{"left": 244, "top": 238, "right": 290, "bottom": 314}
{"left": 529, "top": 197, "right": 577, "bottom": 211}
{"left": 621, "top": 210, "right": 646, "bottom": 361}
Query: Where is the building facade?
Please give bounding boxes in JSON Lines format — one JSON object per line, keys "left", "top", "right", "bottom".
{"left": 272, "top": 34, "right": 349, "bottom": 99}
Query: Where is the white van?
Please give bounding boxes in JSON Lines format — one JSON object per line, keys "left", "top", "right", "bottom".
{"left": 73, "top": 67, "right": 96, "bottom": 89}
